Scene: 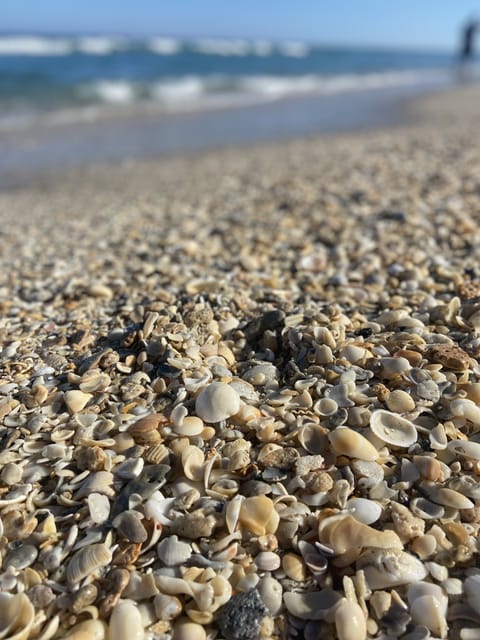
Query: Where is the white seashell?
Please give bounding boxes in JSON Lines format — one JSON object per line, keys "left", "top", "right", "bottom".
{"left": 195, "top": 382, "right": 240, "bottom": 423}
{"left": 379, "top": 356, "right": 411, "bottom": 377}
{"left": 451, "top": 398, "right": 480, "bottom": 423}
{"left": 173, "top": 415, "right": 204, "bottom": 437}
{"left": 429, "top": 423, "right": 448, "bottom": 450}
{"left": 410, "top": 497, "right": 445, "bottom": 519}
{"left": 283, "top": 589, "right": 342, "bottom": 622}
{"left": 114, "top": 457, "right": 144, "bottom": 479}
{"left": 170, "top": 403, "right": 188, "bottom": 428}
{"left": 108, "top": 600, "right": 144, "bottom": 640}
{"left": 181, "top": 445, "right": 204, "bottom": 482}
{"left": 370, "top": 410, "right": 417, "bottom": 447}
{"left": 0, "top": 592, "right": 35, "bottom": 640}
{"left": 257, "top": 576, "right": 283, "bottom": 615}
{"left": 465, "top": 575, "right": 480, "bottom": 615}
{"left": 334, "top": 598, "right": 367, "bottom": 640}
{"left": 144, "top": 494, "right": 176, "bottom": 526}
{"left": 254, "top": 551, "right": 281, "bottom": 571}
{"left": 447, "top": 439, "right": 480, "bottom": 461}
{"left": 358, "top": 550, "right": 427, "bottom": 589}
{"left": 420, "top": 482, "right": 474, "bottom": 509}
{"left": 340, "top": 345, "right": 366, "bottom": 364}
{"left": 75, "top": 471, "right": 115, "bottom": 499}
{"left": 344, "top": 498, "right": 382, "bottom": 525}
{"left": 408, "top": 582, "right": 448, "bottom": 638}
{"left": 66, "top": 543, "right": 112, "bottom": 584}
{"left": 87, "top": 493, "right": 110, "bottom": 524}
{"left": 153, "top": 594, "right": 182, "bottom": 621}
{"left": 157, "top": 535, "right": 192, "bottom": 566}
{"left": 172, "top": 621, "right": 206, "bottom": 640}
{"left": 225, "top": 494, "right": 244, "bottom": 534}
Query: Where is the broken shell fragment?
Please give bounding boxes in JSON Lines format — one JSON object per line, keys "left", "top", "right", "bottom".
{"left": 318, "top": 514, "right": 402, "bottom": 554}
{"left": 0, "top": 592, "right": 35, "bottom": 640}
{"left": 335, "top": 597, "right": 367, "bottom": 640}
{"left": 66, "top": 543, "right": 112, "bottom": 584}
{"left": 357, "top": 549, "right": 427, "bottom": 589}
{"left": 157, "top": 535, "right": 192, "bottom": 566}
{"left": 370, "top": 410, "right": 417, "bottom": 447}
{"left": 108, "top": 600, "right": 144, "bottom": 640}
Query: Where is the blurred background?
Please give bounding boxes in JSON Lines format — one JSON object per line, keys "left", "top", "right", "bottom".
{"left": 1, "top": 0, "right": 480, "bottom": 183}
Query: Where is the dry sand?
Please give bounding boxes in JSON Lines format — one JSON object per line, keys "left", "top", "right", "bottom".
{"left": 1, "top": 84, "right": 480, "bottom": 639}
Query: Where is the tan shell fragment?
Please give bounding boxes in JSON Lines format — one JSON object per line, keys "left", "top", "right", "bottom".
{"left": 0, "top": 592, "right": 35, "bottom": 640}
{"left": 127, "top": 413, "right": 165, "bottom": 445}
{"left": 64, "top": 390, "right": 92, "bottom": 414}
{"left": 357, "top": 549, "right": 427, "bottom": 589}
{"left": 108, "top": 600, "right": 144, "bottom": 640}
{"left": 328, "top": 427, "right": 378, "bottom": 461}
{"left": 369, "top": 410, "right": 417, "bottom": 447}
{"left": 66, "top": 543, "right": 112, "bottom": 584}
{"left": 318, "top": 514, "right": 402, "bottom": 555}
{"left": 239, "top": 495, "right": 279, "bottom": 536}
{"left": 335, "top": 598, "right": 367, "bottom": 640}
{"left": 421, "top": 482, "right": 474, "bottom": 509}
{"left": 63, "top": 619, "right": 107, "bottom": 640}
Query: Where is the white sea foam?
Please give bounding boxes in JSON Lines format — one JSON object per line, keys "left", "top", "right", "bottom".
{"left": 92, "top": 80, "right": 136, "bottom": 103}
{"left": 152, "top": 76, "right": 205, "bottom": 103}
{"left": 278, "top": 41, "right": 310, "bottom": 58}
{"left": 192, "top": 38, "right": 252, "bottom": 56}
{"left": 252, "top": 41, "right": 274, "bottom": 57}
{"left": 76, "top": 37, "right": 123, "bottom": 55}
{"left": 147, "top": 37, "right": 182, "bottom": 55}
{"left": 0, "top": 36, "right": 73, "bottom": 56}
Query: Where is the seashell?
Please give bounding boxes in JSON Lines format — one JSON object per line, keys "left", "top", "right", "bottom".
{"left": 114, "top": 457, "right": 144, "bottom": 480}
{"left": 408, "top": 582, "right": 448, "bottom": 638}
{"left": 451, "top": 398, "right": 480, "bottom": 424}
{"left": 351, "top": 460, "right": 384, "bottom": 489}
{"left": 328, "top": 427, "right": 378, "bottom": 461}
{"left": 0, "top": 593, "right": 35, "bottom": 640}
{"left": 173, "top": 416, "right": 204, "bottom": 437}
{"left": 257, "top": 576, "right": 283, "bottom": 615}
{"left": 410, "top": 497, "right": 445, "bottom": 520}
{"left": 318, "top": 514, "right": 402, "bottom": 554}
{"left": 370, "top": 410, "right": 417, "bottom": 447}
{"left": 79, "top": 370, "right": 111, "bottom": 393}
{"left": 195, "top": 382, "right": 240, "bottom": 423}
{"left": 181, "top": 445, "right": 204, "bottom": 482}
{"left": 282, "top": 553, "right": 308, "bottom": 581}
{"left": 447, "top": 439, "right": 480, "bottom": 460}
{"left": 62, "top": 619, "right": 107, "bottom": 640}
{"left": 5, "top": 543, "right": 38, "bottom": 570}
{"left": 283, "top": 588, "right": 342, "bottom": 621}
{"left": 113, "top": 510, "right": 148, "bottom": 543}
{"left": 334, "top": 597, "right": 367, "bottom": 640}
{"left": 225, "top": 494, "right": 243, "bottom": 533}
{"left": 385, "top": 389, "right": 415, "bottom": 413}
{"left": 379, "top": 356, "right": 411, "bottom": 378}
{"left": 153, "top": 594, "right": 183, "bottom": 621}
{"left": 420, "top": 482, "right": 474, "bottom": 509}
{"left": 108, "top": 600, "right": 144, "bottom": 640}
{"left": 344, "top": 497, "right": 382, "bottom": 525}
{"left": 64, "top": 390, "right": 92, "bottom": 414}
{"left": 239, "top": 495, "right": 279, "bottom": 536}
{"left": 75, "top": 471, "right": 114, "bottom": 499}
{"left": 254, "top": 551, "right": 281, "bottom": 571}
{"left": 1, "top": 462, "right": 23, "bottom": 485}
{"left": 243, "top": 363, "right": 279, "bottom": 386}
{"left": 172, "top": 620, "right": 207, "bottom": 640}
{"left": 465, "top": 575, "right": 480, "bottom": 616}
{"left": 449, "top": 475, "right": 480, "bottom": 499}
{"left": 66, "top": 543, "right": 112, "bottom": 584}
{"left": 127, "top": 413, "right": 165, "bottom": 444}
{"left": 429, "top": 424, "right": 448, "bottom": 450}
{"left": 357, "top": 549, "right": 427, "bottom": 589}
{"left": 157, "top": 535, "right": 192, "bottom": 566}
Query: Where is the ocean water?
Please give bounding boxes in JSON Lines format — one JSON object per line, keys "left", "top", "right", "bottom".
{"left": 0, "top": 34, "right": 473, "bottom": 127}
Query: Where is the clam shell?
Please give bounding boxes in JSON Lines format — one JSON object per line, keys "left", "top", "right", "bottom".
{"left": 62, "top": 620, "right": 107, "bottom": 640}
{"left": 239, "top": 495, "right": 279, "bottom": 536}
{"left": 254, "top": 551, "right": 281, "bottom": 571}
{"left": 0, "top": 593, "right": 34, "bottom": 640}
{"left": 345, "top": 498, "right": 382, "bottom": 525}
{"left": 282, "top": 553, "right": 308, "bottom": 581}
{"left": 328, "top": 427, "right": 378, "bottom": 461}
{"left": 370, "top": 410, "right": 417, "bottom": 447}
{"left": 64, "top": 390, "right": 92, "bottom": 414}
{"left": 195, "top": 382, "right": 240, "bottom": 423}
{"left": 66, "top": 543, "right": 112, "bottom": 584}
{"left": 420, "top": 482, "right": 474, "bottom": 509}
{"left": 157, "top": 535, "right": 192, "bottom": 566}
{"left": 465, "top": 575, "right": 480, "bottom": 616}
{"left": 447, "top": 439, "right": 480, "bottom": 460}
{"left": 257, "top": 576, "right": 283, "bottom": 616}
{"left": 108, "top": 600, "right": 144, "bottom": 640}
{"left": 408, "top": 583, "right": 448, "bottom": 638}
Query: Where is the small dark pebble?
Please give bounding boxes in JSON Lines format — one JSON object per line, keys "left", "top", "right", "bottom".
{"left": 381, "top": 604, "right": 412, "bottom": 636}
{"left": 354, "top": 327, "right": 373, "bottom": 338}
{"left": 218, "top": 588, "right": 268, "bottom": 640}
{"left": 243, "top": 310, "right": 285, "bottom": 342}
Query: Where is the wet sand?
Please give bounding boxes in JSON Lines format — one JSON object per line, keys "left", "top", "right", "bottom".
{"left": 1, "top": 84, "right": 480, "bottom": 639}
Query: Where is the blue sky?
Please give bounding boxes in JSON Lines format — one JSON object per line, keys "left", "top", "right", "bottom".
{"left": 2, "top": 0, "right": 479, "bottom": 50}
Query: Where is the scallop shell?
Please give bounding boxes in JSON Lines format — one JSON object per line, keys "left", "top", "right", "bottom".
{"left": 328, "top": 427, "right": 378, "bottom": 461}
{"left": 66, "top": 543, "right": 112, "bottom": 584}
{"left": 195, "top": 382, "right": 240, "bottom": 423}
{"left": 369, "top": 410, "right": 417, "bottom": 447}
{"left": 157, "top": 535, "right": 192, "bottom": 566}
{"left": 0, "top": 593, "right": 34, "bottom": 640}
{"left": 108, "top": 600, "right": 144, "bottom": 640}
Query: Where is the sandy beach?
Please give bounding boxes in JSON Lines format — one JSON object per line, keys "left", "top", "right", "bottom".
{"left": 2, "top": 84, "right": 480, "bottom": 639}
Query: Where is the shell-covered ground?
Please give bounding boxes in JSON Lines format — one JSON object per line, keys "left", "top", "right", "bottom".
{"left": 2, "top": 86, "right": 480, "bottom": 640}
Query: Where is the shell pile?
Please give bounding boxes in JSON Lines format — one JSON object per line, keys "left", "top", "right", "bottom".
{"left": 2, "top": 89, "right": 480, "bottom": 639}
